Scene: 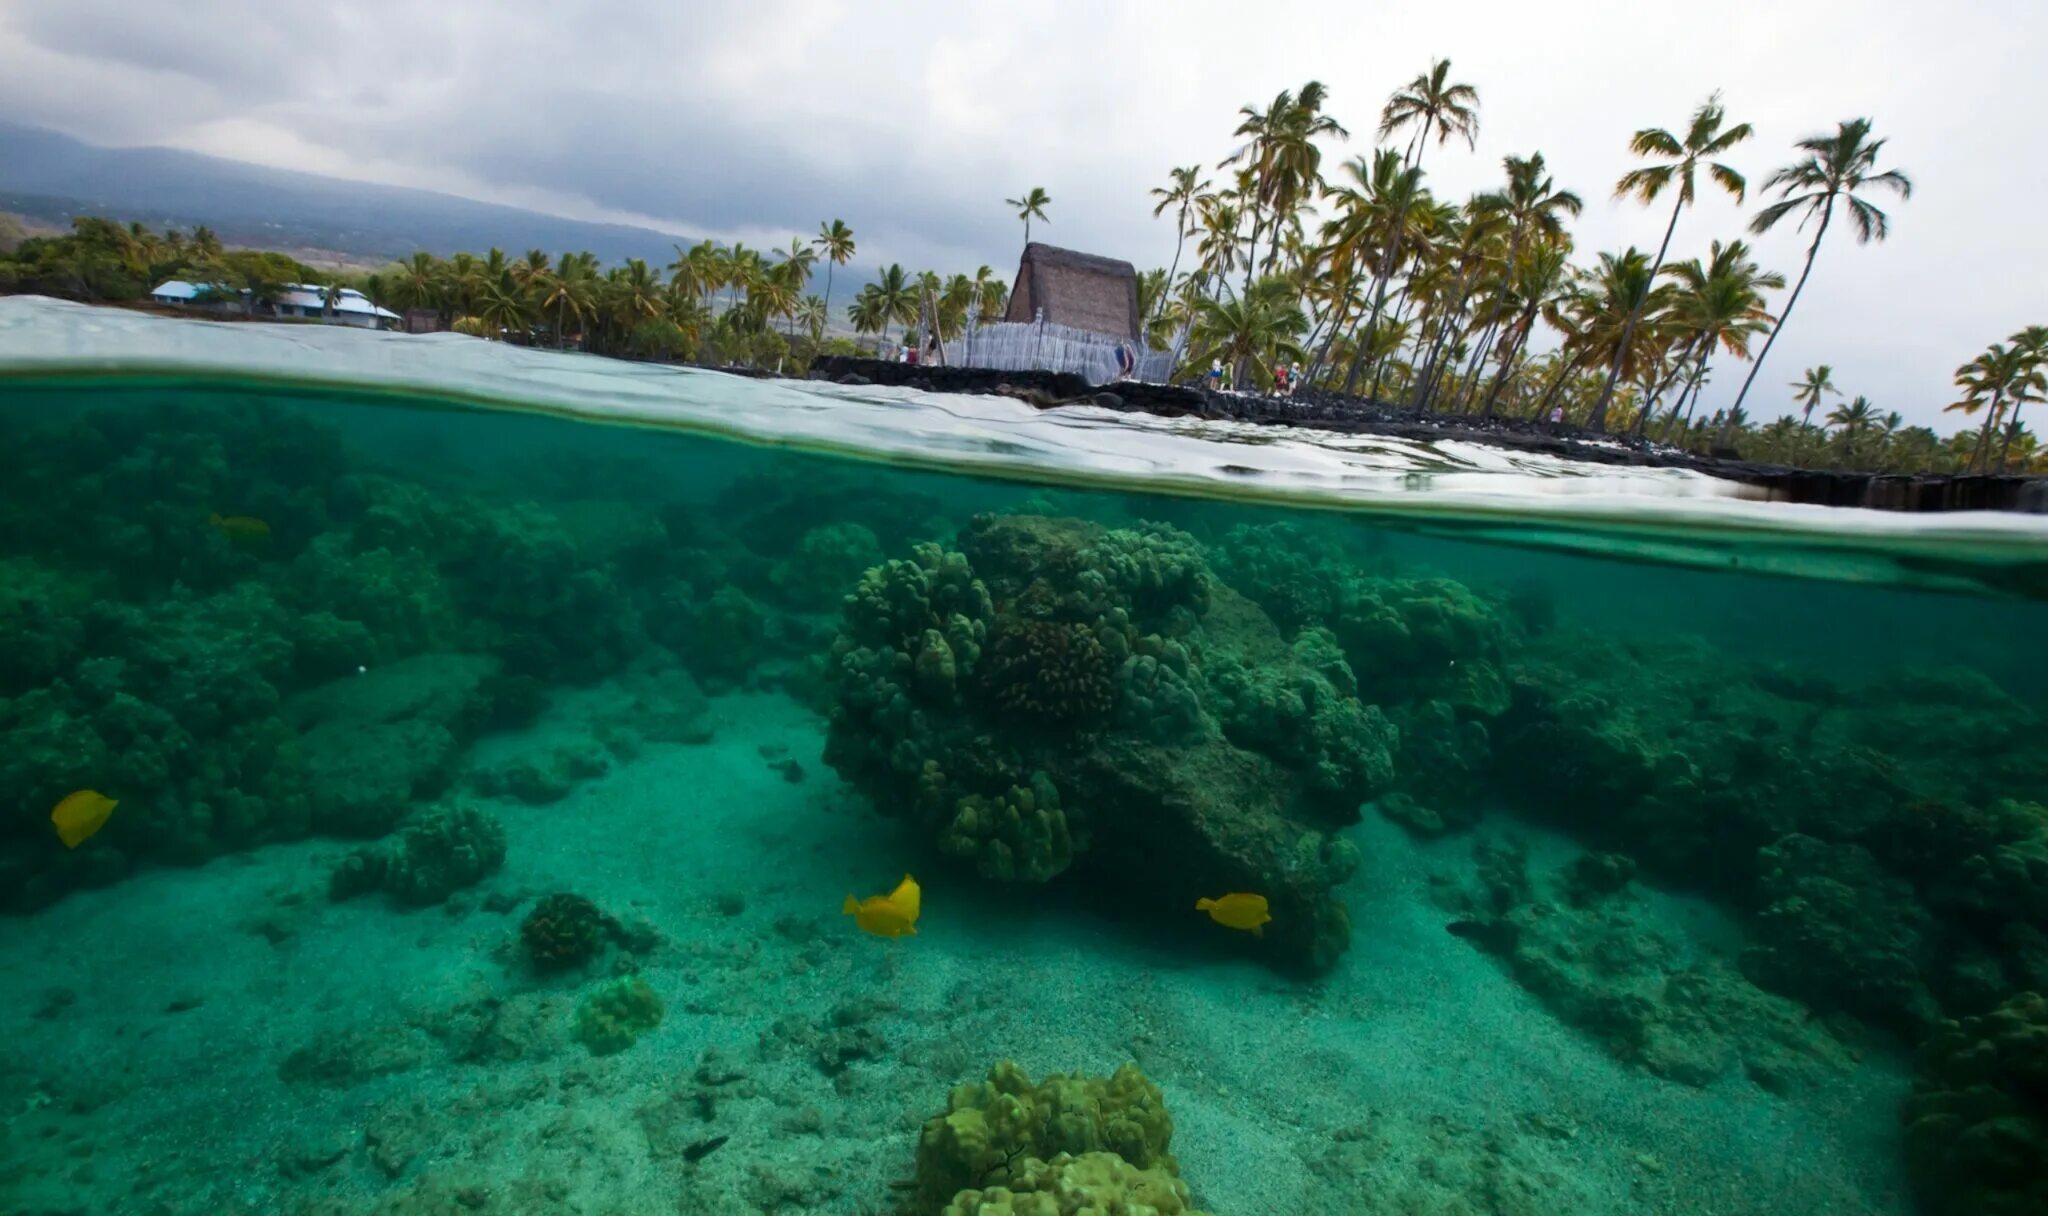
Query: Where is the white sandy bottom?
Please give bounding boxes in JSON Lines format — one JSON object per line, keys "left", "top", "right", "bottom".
{"left": 0, "top": 688, "right": 1912, "bottom": 1215}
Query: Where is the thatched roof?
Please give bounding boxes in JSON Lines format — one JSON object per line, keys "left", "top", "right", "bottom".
{"left": 1002, "top": 243, "right": 1141, "bottom": 341}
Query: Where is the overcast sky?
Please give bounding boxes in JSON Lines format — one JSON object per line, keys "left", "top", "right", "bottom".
{"left": 3, "top": 0, "right": 2041, "bottom": 426}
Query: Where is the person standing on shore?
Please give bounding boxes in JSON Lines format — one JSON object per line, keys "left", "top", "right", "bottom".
{"left": 1207, "top": 360, "right": 1223, "bottom": 392}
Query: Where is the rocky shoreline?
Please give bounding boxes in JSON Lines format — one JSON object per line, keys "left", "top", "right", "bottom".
{"left": 807, "top": 356, "right": 2048, "bottom": 514}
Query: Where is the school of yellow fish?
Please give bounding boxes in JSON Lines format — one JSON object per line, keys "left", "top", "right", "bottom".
{"left": 838, "top": 874, "right": 1270, "bottom": 941}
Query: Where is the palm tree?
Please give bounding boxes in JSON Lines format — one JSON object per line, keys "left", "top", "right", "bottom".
{"left": 813, "top": 220, "right": 855, "bottom": 331}
{"left": 666, "top": 243, "right": 708, "bottom": 301}
{"left": 2001, "top": 325, "right": 2048, "bottom": 471}
{"left": 512, "top": 249, "right": 551, "bottom": 300}
{"left": 391, "top": 252, "right": 445, "bottom": 317}
{"left": 1791, "top": 365, "right": 1841, "bottom": 430}
{"left": 1324, "top": 149, "right": 1430, "bottom": 392}
{"left": 1251, "top": 83, "right": 1349, "bottom": 282}
{"left": 871, "top": 263, "right": 915, "bottom": 349}
{"left": 797, "top": 295, "right": 827, "bottom": 343}
{"left": 1459, "top": 152, "right": 1582, "bottom": 411}
{"left": 848, "top": 287, "right": 887, "bottom": 351}
{"left": 1354, "top": 58, "right": 1480, "bottom": 397}
{"left": 1659, "top": 239, "right": 1782, "bottom": 439}
{"left": 1588, "top": 94, "right": 1753, "bottom": 430}
{"left": 1150, "top": 165, "right": 1210, "bottom": 321}
{"left": 1826, "top": 394, "right": 1880, "bottom": 466}
{"left": 1730, "top": 118, "right": 1913, "bottom": 417}
{"left": 976, "top": 271, "right": 1008, "bottom": 326}
{"left": 539, "top": 251, "right": 596, "bottom": 348}
{"left": 772, "top": 240, "right": 817, "bottom": 336}
{"left": 1570, "top": 249, "right": 1669, "bottom": 410}
{"left": 1193, "top": 195, "right": 1246, "bottom": 304}
{"left": 612, "top": 258, "right": 666, "bottom": 327}
{"left": 1479, "top": 240, "right": 1575, "bottom": 416}
{"left": 1945, "top": 343, "right": 2032, "bottom": 473}
{"left": 1006, "top": 188, "right": 1051, "bottom": 244}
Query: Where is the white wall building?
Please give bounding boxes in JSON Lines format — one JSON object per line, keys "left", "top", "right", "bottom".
{"left": 150, "top": 280, "right": 400, "bottom": 330}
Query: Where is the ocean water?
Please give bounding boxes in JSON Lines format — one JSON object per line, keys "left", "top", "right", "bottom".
{"left": 1, "top": 299, "right": 2045, "bottom": 1216}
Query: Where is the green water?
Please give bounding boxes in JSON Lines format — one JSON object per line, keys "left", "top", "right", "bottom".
{"left": 1, "top": 360, "right": 2045, "bottom": 1214}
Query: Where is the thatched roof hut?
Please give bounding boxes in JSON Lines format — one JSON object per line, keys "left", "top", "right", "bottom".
{"left": 1002, "top": 243, "right": 1141, "bottom": 341}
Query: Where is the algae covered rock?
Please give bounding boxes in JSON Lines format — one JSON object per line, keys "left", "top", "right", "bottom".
{"left": 940, "top": 1151, "right": 1212, "bottom": 1216}
{"left": 913, "top": 1061, "right": 1178, "bottom": 1213}
{"left": 574, "top": 975, "right": 665, "bottom": 1056}
{"left": 1741, "top": 832, "right": 1941, "bottom": 1038}
{"left": 1442, "top": 839, "right": 1855, "bottom": 1092}
{"left": 288, "top": 652, "right": 500, "bottom": 837}
{"left": 520, "top": 892, "right": 611, "bottom": 971}
{"left": 1901, "top": 990, "right": 2048, "bottom": 1216}
{"left": 330, "top": 804, "right": 507, "bottom": 906}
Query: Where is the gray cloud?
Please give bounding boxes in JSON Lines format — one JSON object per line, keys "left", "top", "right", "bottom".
{"left": 1, "top": 0, "right": 2039, "bottom": 427}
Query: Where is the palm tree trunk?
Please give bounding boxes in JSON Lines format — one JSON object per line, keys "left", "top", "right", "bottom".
{"left": 1457, "top": 221, "right": 1527, "bottom": 413}
{"left": 1663, "top": 348, "right": 1711, "bottom": 441}
{"left": 1998, "top": 401, "right": 2025, "bottom": 472}
{"left": 1487, "top": 323, "right": 1541, "bottom": 417}
{"left": 1730, "top": 201, "right": 1834, "bottom": 418}
{"left": 1241, "top": 204, "right": 1264, "bottom": 299}
{"left": 1633, "top": 342, "right": 1696, "bottom": 436}
{"left": 1537, "top": 350, "right": 1587, "bottom": 419}
{"left": 1480, "top": 298, "right": 1543, "bottom": 416}
{"left": 823, "top": 263, "right": 836, "bottom": 336}
{"left": 1970, "top": 391, "right": 2005, "bottom": 473}
{"left": 1588, "top": 192, "right": 1685, "bottom": 431}
{"left": 1158, "top": 215, "right": 1188, "bottom": 325}
{"left": 1409, "top": 262, "right": 1477, "bottom": 411}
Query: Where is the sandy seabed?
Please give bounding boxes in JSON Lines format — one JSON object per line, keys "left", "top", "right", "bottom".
{"left": 0, "top": 684, "right": 1912, "bottom": 1216}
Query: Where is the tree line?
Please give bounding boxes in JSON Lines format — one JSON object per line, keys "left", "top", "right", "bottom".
{"left": 1118, "top": 63, "right": 2041, "bottom": 473}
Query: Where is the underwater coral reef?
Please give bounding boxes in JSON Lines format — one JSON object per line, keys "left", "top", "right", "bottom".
{"left": 2, "top": 391, "right": 2046, "bottom": 1215}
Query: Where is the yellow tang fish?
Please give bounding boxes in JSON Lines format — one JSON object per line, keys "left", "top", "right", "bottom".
{"left": 52, "top": 789, "right": 118, "bottom": 849}
{"left": 1196, "top": 892, "right": 1271, "bottom": 936}
{"left": 208, "top": 513, "right": 272, "bottom": 543}
{"left": 843, "top": 874, "right": 920, "bottom": 938}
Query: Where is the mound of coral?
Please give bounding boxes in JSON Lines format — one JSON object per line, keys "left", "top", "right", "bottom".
{"left": 912, "top": 1061, "right": 1198, "bottom": 1215}
{"left": 940, "top": 1152, "right": 1211, "bottom": 1216}
{"left": 520, "top": 892, "right": 613, "bottom": 971}
{"left": 824, "top": 514, "right": 1419, "bottom": 971}
{"left": 1900, "top": 990, "right": 2048, "bottom": 1216}
{"left": 573, "top": 975, "right": 665, "bottom": 1056}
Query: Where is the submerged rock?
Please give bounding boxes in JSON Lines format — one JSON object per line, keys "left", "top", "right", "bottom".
{"left": 329, "top": 803, "right": 507, "bottom": 905}
{"left": 1439, "top": 837, "right": 1857, "bottom": 1091}
{"left": 1901, "top": 990, "right": 2048, "bottom": 1216}
{"left": 289, "top": 652, "right": 501, "bottom": 836}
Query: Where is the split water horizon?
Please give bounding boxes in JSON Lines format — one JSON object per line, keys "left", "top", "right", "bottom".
{"left": 1, "top": 297, "right": 2043, "bottom": 1215}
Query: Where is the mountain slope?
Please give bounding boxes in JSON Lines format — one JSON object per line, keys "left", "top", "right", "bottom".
{"left": 0, "top": 122, "right": 698, "bottom": 267}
